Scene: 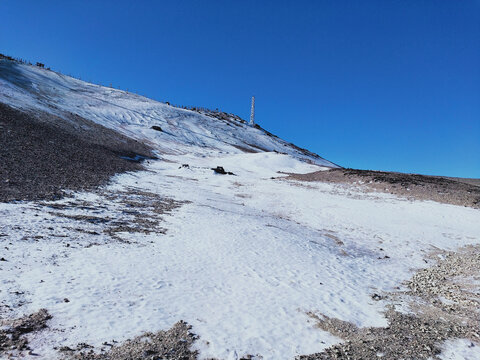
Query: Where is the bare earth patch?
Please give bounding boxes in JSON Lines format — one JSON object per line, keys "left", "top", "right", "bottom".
{"left": 286, "top": 168, "right": 480, "bottom": 208}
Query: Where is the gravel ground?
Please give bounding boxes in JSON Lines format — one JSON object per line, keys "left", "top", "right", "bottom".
{"left": 404, "top": 245, "right": 480, "bottom": 340}
{"left": 298, "top": 245, "right": 480, "bottom": 360}
{"left": 0, "top": 311, "right": 198, "bottom": 359}
{"left": 286, "top": 168, "right": 480, "bottom": 208}
{"left": 0, "top": 102, "right": 155, "bottom": 202}
{"left": 300, "top": 309, "right": 469, "bottom": 360}
{"left": 59, "top": 321, "right": 198, "bottom": 360}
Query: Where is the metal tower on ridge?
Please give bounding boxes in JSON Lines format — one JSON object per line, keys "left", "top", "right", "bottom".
{"left": 249, "top": 96, "right": 255, "bottom": 126}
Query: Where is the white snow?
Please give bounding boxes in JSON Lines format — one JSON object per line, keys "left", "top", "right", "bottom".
{"left": 1, "top": 60, "right": 480, "bottom": 359}
{"left": 439, "top": 339, "right": 480, "bottom": 360}
{"left": 1, "top": 153, "right": 479, "bottom": 359}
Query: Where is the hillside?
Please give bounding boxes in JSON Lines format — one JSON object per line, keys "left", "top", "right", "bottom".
{"left": 0, "top": 58, "right": 479, "bottom": 360}
{"left": 0, "top": 58, "right": 337, "bottom": 166}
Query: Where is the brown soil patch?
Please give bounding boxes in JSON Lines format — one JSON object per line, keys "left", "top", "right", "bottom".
{"left": 287, "top": 168, "right": 480, "bottom": 208}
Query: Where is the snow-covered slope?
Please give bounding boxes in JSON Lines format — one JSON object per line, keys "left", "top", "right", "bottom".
{"left": 0, "top": 60, "right": 336, "bottom": 166}
{"left": 1, "top": 58, "right": 479, "bottom": 360}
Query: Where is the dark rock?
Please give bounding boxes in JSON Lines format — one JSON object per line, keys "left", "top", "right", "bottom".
{"left": 211, "top": 166, "right": 235, "bottom": 175}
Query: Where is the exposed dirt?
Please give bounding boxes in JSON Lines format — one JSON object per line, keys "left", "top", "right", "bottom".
{"left": 0, "top": 309, "right": 52, "bottom": 357}
{"left": 287, "top": 168, "right": 480, "bottom": 208}
{"left": 0, "top": 102, "right": 155, "bottom": 202}
{"left": 59, "top": 321, "right": 198, "bottom": 360}
{"left": 299, "top": 245, "right": 480, "bottom": 359}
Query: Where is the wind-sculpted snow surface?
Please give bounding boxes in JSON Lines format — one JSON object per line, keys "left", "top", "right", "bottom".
{"left": 1, "top": 59, "right": 480, "bottom": 359}
{"left": 1, "top": 152, "right": 479, "bottom": 359}
{"left": 0, "top": 60, "right": 336, "bottom": 166}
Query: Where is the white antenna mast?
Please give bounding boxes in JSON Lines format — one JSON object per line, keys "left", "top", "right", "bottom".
{"left": 249, "top": 96, "right": 255, "bottom": 126}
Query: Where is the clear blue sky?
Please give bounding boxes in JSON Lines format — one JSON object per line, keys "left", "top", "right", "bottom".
{"left": 1, "top": 1, "right": 479, "bottom": 177}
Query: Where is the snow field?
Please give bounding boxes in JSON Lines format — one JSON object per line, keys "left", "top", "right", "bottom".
{"left": 1, "top": 152, "right": 479, "bottom": 359}
{"left": 1, "top": 60, "right": 479, "bottom": 359}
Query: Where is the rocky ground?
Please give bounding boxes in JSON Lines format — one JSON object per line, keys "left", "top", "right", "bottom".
{"left": 298, "top": 245, "right": 480, "bottom": 360}
{"left": 58, "top": 321, "right": 198, "bottom": 360}
{"left": 0, "top": 311, "right": 198, "bottom": 360}
{"left": 0, "top": 102, "right": 155, "bottom": 202}
{"left": 286, "top": 168, "right": 480, "bottom": 208}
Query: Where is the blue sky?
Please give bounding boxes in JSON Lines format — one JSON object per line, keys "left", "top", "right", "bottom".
{"left": 1, "top": 0, "right": 479, "bottom": 177}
